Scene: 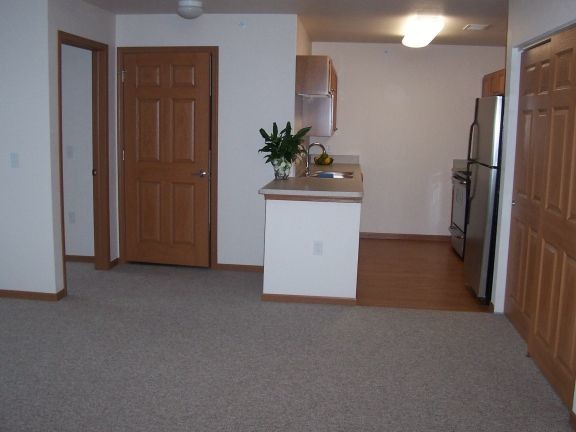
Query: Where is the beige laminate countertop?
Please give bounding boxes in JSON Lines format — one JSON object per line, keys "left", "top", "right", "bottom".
{"left": 258, "top": 163, "right": 363, "bottom": 200}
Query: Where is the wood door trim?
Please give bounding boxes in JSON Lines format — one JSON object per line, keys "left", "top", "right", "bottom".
{"left": 117, "top": 46, "right": 219, "bottom": 267}
{"left": 360, "top": 232, "right": 450, "bottom": 242}
{"left": 58, "top": 32, "right": 111, "bottom": 301}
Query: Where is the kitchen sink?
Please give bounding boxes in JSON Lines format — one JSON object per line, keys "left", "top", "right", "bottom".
{"left": 309, "top": 171, "right": 354, "bottom": 179}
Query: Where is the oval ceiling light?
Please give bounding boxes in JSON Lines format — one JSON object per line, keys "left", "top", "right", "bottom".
{"left": 177, "top": 0, "right": 203, "bottom": 19}
{"left": 402, "top": 15, "right": 445, "bottom": 48}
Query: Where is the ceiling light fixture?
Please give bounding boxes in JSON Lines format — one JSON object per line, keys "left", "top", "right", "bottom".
{"left": 177, "top": 0, "right": 203, "bottom": 19}
{"left": 402, "top": 15, "right": 445, "bottom": 48}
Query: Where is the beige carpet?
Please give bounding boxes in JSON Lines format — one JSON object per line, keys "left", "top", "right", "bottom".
{"left": 0, "top": 262, "right": 571, "bottom": 432}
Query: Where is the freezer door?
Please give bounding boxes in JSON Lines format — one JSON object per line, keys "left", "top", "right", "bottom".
{"left": 469, "top": 96, "right": 503, "bottom": 167}
{"left": 464, "top": 163, "right": 498, "bottom": 299}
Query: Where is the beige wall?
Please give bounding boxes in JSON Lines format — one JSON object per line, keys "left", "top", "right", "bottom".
{"left": 312, "top": 42, "right": 505, "bottom": 235}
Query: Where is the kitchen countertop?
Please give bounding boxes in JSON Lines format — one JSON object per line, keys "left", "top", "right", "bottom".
{"left": 258, "top": 163, "right": 363, "bottom": 200}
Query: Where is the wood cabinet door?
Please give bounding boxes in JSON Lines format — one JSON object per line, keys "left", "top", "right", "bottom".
{"left": 493, "top": 69, "right": 506, "bottom": 95}
{"left": 506, "top": 27, "right": 576, "bottom": 407}
{"left": 482, "top": 69, "right": 506, "bottom": 96}
{"left": 330, "top": 62, "right": 338, "bottom": 133}
{"left": 482, "top": 74, "right": 492, "bottom": 97}
{"left": 121, "top": 49, "right": 211, "bottom": 267}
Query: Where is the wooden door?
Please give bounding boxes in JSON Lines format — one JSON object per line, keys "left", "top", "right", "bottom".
{"left": 506, "top": 27, "right": 576, "bottom": 407}
{"left": 122, "top": 49, "right": 211, "bottom": 267}
{"left": 505, "top": 41, "right": 550, "bottom": 340}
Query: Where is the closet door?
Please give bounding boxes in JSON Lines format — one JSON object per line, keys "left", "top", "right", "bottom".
{"left": 506, "top": 27, "right": 576, "bottom": 407}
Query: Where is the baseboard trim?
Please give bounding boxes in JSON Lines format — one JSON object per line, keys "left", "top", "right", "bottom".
{"left": 261, "top": 293, "right": 357, "bottom": 306}
{"left": 570, "top": 411, "right": 576, "bottom": 430}
{"left": 360, "top": 232, "right": 450, "bottom": 242}
{"left": 214, "top": 263, "right": 264, "bottom": 273}
{"left": 0, "top": 288, "right": 67, "bottom": 302}
{"left": 65, "top": 255, "right": 95, "bottom": 263}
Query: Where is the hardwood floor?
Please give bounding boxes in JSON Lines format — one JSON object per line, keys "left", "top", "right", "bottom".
{"left": 357, "top": 238, "right": 490, "bottom": 312}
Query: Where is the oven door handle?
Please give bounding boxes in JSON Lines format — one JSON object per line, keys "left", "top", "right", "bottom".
{"left": 449, "top": 224, "right": 465, "bottom": 239}
{"left": 452, "top": 176, "right": 469, "bottom": 185}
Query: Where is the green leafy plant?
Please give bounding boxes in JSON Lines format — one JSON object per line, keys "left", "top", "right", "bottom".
{"left": 258, "top": 122, "right": 312, "bottom": 163}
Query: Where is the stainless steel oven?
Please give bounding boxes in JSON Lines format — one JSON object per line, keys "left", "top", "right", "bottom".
{"left": 450, "top": 171, "right": 469, "bottom": 259}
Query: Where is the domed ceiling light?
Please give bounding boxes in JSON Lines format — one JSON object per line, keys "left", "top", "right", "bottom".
{"left": 402, "top": 15, "right": 445, "bottom": 48}
{"left": 177, "top": 0, "right": 203, "bottom": 19}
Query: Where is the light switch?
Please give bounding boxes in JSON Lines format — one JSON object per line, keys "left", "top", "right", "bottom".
{"left": 313, "top": 240, "right": 323, "bottom": 256}
{"left": 65, "top": 145, "right": 74, "bottom": 159}
{"left": 68, "top": 211, "right": 76, "bottom": 224}
{"left": 9, "top": 152, "right": 19, "bottom": 168}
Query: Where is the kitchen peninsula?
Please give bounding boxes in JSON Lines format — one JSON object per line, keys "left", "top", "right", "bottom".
{"left": 258, "top": 161, "right": 363, "bottom": 304}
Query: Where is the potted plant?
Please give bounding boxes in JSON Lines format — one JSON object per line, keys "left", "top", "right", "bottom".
{"left": 258, "top": 122, "right": 312, "bottom": 180}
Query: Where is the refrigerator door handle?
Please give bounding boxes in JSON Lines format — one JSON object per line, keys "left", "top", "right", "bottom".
{"left": 468, "top": 164, "right": 477, "bottom": 205}
{"left": 468, "top": 122, "right": 479, "bottom": 161}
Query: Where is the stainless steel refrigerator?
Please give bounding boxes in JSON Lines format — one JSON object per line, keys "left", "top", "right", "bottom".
{"left": 464, "top": 96, "right": 503, "bottom": 303}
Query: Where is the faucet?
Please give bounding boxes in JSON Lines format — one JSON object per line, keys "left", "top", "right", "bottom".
{"left": 304, "top": 142, "right": 326, "bottom": 176}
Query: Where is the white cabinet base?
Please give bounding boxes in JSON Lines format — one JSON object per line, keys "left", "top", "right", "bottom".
{"left": 262, "top": 199, "right": 361, "bottom": 300}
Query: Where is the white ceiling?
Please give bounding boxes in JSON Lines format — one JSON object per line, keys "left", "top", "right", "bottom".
{"left": 82, "top": 0, "right": 508, "bottom": 46}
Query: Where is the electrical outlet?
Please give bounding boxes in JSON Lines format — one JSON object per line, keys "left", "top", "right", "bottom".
{"left": 312, "top": 240, "right": 323, "bottom": 256}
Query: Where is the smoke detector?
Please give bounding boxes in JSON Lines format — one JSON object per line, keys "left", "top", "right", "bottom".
{"left": 463, "top": 24, "right": 490, "bottom": 31}
{"left": 177, "top": 0, "right": 203, "bottom": 19}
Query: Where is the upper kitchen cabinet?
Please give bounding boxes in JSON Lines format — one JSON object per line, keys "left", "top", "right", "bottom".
{"left": 296, "top": 55, "right": 338, "bottom": 137}
{"left": 482, "top": 69, "right": 506, "bottom": 96}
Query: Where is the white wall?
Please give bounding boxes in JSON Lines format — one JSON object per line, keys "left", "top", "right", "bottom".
{"left": 62, "top": 44, "right": 94, "bottom": 257}
{"left": 492, "top": 0, "right": 576, "bottom": 312}
{"left": 312, "top": 42, "right": 505, "bottom": 235}
{"left": 0, "top": 0, "right": 57, "bottom": 293}
{"left": 117, "top": 14, "right": 297, "bottom": 266}
{"left": 0, "top": 0, "right": 116, "bottom": 294}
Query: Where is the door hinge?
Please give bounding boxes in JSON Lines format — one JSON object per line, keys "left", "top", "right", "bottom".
{"left": 121, "top": 70, "right": 126, "bottom": 83}
{"left": 122, "top": 149, "right": 125, "bottom": 161}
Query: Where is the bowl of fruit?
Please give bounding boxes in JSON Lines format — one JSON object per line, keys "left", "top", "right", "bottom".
{"left": 314, "top": 152, "right": 334, "bottom": 166}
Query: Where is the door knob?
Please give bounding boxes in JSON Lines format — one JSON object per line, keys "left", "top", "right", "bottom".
{"left": 512, "top": 200, "right": 517, "bottom": 206}
{"left": 194, "top": 170, "right": 208, "bottom": 177}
